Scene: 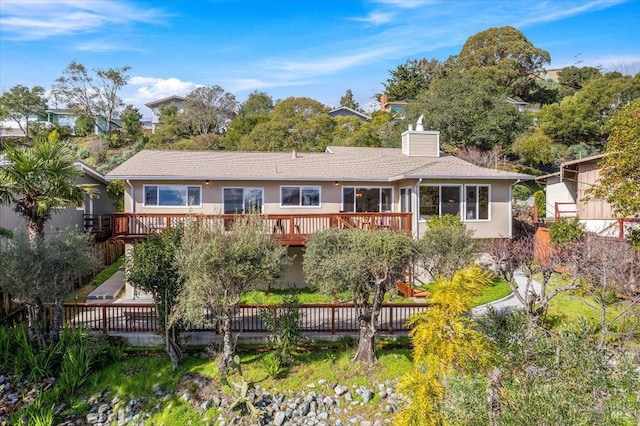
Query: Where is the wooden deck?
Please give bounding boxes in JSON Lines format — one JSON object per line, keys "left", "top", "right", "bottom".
{"left": 111, "top": 212, "right": 412, "bottom": 245}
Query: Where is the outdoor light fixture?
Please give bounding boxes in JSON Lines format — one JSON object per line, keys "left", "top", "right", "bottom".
{"left": 205, "top": 180, "right": 210, "bottom": 185}
{"left": 334, "top": 181, "right": 339, "bottom": 186}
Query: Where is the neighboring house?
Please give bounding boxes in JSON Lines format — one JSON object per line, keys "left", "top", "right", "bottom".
{"left": 535, "top": 154, "right": 628, "bottom": 236}
{"left": 0, "top": 109, "right": 121, "bottom": 136}
{"left": 0, "top": 162, "right": 116, "bottom": 238}
{"left": 379, "top": 93, "right": 408, "bottom": 114}
{"left": 107, "top": 125, "right": 532, "bottom": 294}
{"left": 329, "top": 106, "right": 371, "bottom": 121}
{"left": 505, "top": 97, "right": 528, "bottom": 113}
{"left": 145, "top": 95, "right": 185, "bottom": 134}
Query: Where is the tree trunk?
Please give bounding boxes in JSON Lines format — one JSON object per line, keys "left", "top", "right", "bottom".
{"left": 487, "top": 367, "right": 503, "bottom": 426}
{"left": 166, "top": 324, "right": 183, "bottom": 370}
{"left": 50, "top": 298, "right": 64, "bottom": 342}
{"left": 27, "top": 302, "right": 46, "bottom": 351}
{"left": 218, "top": 307, "right": 235, "bottom": 373}
{"left": 353, "top": 307, "right": 377, "bottom": 363}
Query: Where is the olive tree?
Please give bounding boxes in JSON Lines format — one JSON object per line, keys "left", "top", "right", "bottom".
{"left": 0, "top": 231, "right": 99, "bottom": 349}
{"left": 127, "top": 228, "right": 184, "bottom": 369}
{"left": 303, "top": 228, "right": 415, "bottom": 363}
{"left": 173, "top": 216, "right": 288, "bottom": 372}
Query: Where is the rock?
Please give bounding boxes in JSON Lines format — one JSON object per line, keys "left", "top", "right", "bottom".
{"left": 86, "top": 413, "right": 98, "bottom": 424}
{"left": 299, "top": 402, "right": 310, "bottom": 416}
{"left": 273, "top": 411, "right": 286, "bottom": 426}
{"left": 334, "top": 385, "right": 349, "bottom": 396}
{"left": 201, "top": 400, "right": 212, "bottom": 410}
{"left": 344, "top": 392, "right": 352, "bottom": 402}
{"left": 98, "top": 403, "right": 109, "bottom": 414}
{"left": 361, "top": 389, "right": 374, "bottom": 403}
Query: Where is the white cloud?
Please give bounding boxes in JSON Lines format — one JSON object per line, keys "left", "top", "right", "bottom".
{"left": 372, "top": 0, "right": 438, "bottom": 9}
{"left": 128, "top": 77, "right": 197, "bottom": 102}
{"left": 351, "top": 12, "right": 394, "bottom": 25}
{"left": 516, "top": 0, "right": 627, "bottom": 27}
{"left": 0, "top": 0, "right": 166, "bottom": 41}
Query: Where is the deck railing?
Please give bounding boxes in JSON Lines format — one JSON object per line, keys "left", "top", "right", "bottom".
{"left": 61, "top": 302, "right": 428, "bottom": 334}
{"left": 111, "top": 212, "right": 412, "bottom": 244}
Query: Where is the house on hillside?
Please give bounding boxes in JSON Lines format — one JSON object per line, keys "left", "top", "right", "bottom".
{"left": 107, "top": 123, "right": 532, "bottom": 295}
{"left": 0, "top": 162, "right": 116, "bottom": 239}
{"left": 379, "top": 93, "right": 409, "bottom": 114}
{"left": 535, "top": 154, "right": 633, "bottom": 236}
{"left": 145, "top": 95, "right": 185, "bottom": 134}
{"left": 329, "top": 106, "right": 371, "bottom": 121}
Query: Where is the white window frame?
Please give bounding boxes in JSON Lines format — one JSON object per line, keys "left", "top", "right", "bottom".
{"left": 463, "top": 184, "right": 491, "bottom": 222}
{"left": 222, "top": 187, "right": 264, "bottom": 214}
{"left": 418, "top": 184, "right": 462, "bottom": 222}
{"left": 341, "top": 186, "right": 394, "bottom": 213}
{"left": 279, "top": 185, "right": 322, "bottom": 208}
{"left": 400, "top": 187, "right": 412, "bottom": 213}
{"left": 143, "top": 184, "right": 202, "bottom": 208}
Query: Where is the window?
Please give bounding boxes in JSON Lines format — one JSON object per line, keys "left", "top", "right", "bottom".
{"left": 280, "top": 186, "right": 320, "bottom": 207}
{"left": 342, "top": 187, "right": 393, "bottom": 212}
{"left": 419, "top": 185, "right": 461, "bottom": 220}
{"left": 144, "top": 185, "right": 201, "bottom": 207}
{"left": 465, "top": 185, "right": 490, "bottom": 220}
{"left": 400, "top": 188, "right": 412, "bottom": 212}
{"left": 223, "top": 187, "right": 263, "bottom": 214}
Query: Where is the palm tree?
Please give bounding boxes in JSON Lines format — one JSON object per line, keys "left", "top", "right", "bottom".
{"left": 0, "top": 134, "right": 95, "bottom": 240}
{"left": 0, "top": 133, "right": 97, "bottom": 346}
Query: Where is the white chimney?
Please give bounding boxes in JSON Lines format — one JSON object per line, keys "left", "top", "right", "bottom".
{"left": 401, "top": 116, "right": 439, "bottom": 157}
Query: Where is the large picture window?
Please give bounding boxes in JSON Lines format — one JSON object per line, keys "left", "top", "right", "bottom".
{"left": 465, "top": 185, "right": 490, "bottom": 221}
{"left": 342, "top": 187, "right": 393, "bottom": 212}
{"left": 280, "top": 186, "right": 321, "bottom": 207}
{"left": 144, "top": 185, "right": 201, "bottom": 207}
{"left": 419, "top": 185, "right": 461, "bottom": 220}
{"left": 223, "top": 187, "right": 263, "bottom": 214}
{"left": 400, "top": 188, "right": 412, "bottom": 212}
{"left": 419, "top": 184, "right": 490, "bottom": 221}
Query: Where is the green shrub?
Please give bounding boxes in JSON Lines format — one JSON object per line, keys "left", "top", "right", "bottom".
{"left": 261, "top": 352, "right": 286, "bottom": 378}
{"left": 512, "top": 184, "right": 531, "bottom": 202}
{"left": 259, "top": 294, "right": 302, "bottom": 361}
{"left": 549, "top": 217, "right": 586, "bottom": 246}
{"left": 427, "top": 214, "right": 465, "bottom": 229}
{"left": 533, "top": 190, "right": 546, "bottom": 219}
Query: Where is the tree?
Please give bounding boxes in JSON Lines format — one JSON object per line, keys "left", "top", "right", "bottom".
{"left": 406, "top": 72, "right": 526, "bottom": 149}
{"left": 396, "top": 267, "right": 493, "bottom": 426}
{"left": 339, "top": 89, "right": 359, "bottom": 110}
{"left": 383, "top": 57, "right": 454, "bottom": 101}
{"left": 52, "top": 61, "right": 130, "bottom": 136}
{"left": 0, "top": 85, "right": 47, "bottom": 138}
{"left": 239, "top": 90, "right": 273, "bottom": 116}
{"left": 590, "top": 98, "right": 640, "bottom": 217}
{"left": 511, "top": 130, "right": 555, "bottom": 166}
{"left": 182, "top": 85, "right": 238, "bottom": 136}
{"left": 0, "top": 231, "right": 99, "bottom": 349}
{"left": 241, "top": 97, "right": 333, "bottom": 152}
{"left": 303, "top": 228, "right": 415, "bottom": 363}
{"left": 536, "top": 96, "right": 601, "bottom": 145}
{"left": 416, "top": 215, "right": 477, "bottom": 280}
{"left": 74, "top": 114, "right": 94, "bottom": 137}
{"left": 0, "top": 136, "right": 95, "bottom": 240}
{"left": 174, "top": 216, "right": 287, "bottom": 372}
{"left": 127, "top": 229, "right": 185, "bottom": 368}
{"left": 458, "top": 26, "right": 550, "bottom": 98}
{"left": 147, "top": 102, "right": 186, "bottom": 148}
{"left": 120, "top": 104, "right": 144, "bottom": 143}
{"left": 558, "top": 65, "right": 601, "bottom": 96}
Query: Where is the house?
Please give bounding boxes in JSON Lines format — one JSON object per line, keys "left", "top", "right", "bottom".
{"left": 0, "top": 161, "right": 116, "bottom": 239}
{"left": 329, "top": 106, "right": 371, "bottom": 121}
{"left": 535, "top": 154, "right": 631, "bottom": 236}
{"left": 106, "top": 124, "right": 532, "bottom": 294}
{"left": 0, "top": 109, "right": 121, "bottom": 136}
{"left": 145, "top": 95, "right": 185, "bottom": 134}
{"left": 505, "top": 97, "right": 528, "bottom": 113}
{"left": 379, "top": 93, "right": 408, "bottom": 114}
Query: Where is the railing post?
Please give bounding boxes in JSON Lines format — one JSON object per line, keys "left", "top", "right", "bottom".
{"left": 102, "top": 305, "right": 107, "bottom": 332}
{"left": 389, "top": 305, "right": 394, "bottom": 334}
{"left": 331, "top": 305, "right": 336, "bottom": 335}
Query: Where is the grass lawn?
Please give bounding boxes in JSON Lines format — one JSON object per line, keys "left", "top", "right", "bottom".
{"left": 472, "top": 278, "right": 512, "bottom": 307}
{"left": 535, "top": 272, "right": 639, "bottom": 332}
{"left": 240, "top": 287, "right": 414, "bottom": 304}
{"left": 66, "top": 255, "right": 125, "bottom": 302}
{"left": 66, "top": 344, "right": 413, "bottom": 425}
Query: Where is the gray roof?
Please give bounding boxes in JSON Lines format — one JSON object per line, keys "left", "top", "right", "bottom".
{"left": 106, "top": 147, "right": 533, "bottom": 182}
{"left": 145, "top": 95, "right": 185, "bottom": 108}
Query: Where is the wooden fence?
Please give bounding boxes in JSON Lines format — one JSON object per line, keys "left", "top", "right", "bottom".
{"left": 60, "top": 302, "right": 429, "bottom": 334}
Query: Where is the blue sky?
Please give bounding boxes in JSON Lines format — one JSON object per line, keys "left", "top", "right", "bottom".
{"left": 1, "top": 0, "right": 639, "bottom": 118}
